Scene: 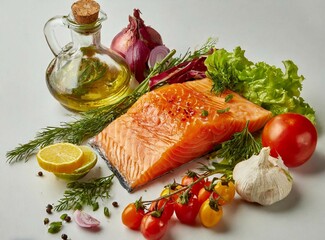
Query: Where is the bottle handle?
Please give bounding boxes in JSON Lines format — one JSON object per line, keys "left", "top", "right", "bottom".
{"left": 43, "top": 16, "right": 67, "bottom": 56}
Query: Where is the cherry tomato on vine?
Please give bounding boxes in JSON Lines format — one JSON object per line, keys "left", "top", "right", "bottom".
{"left": 262, "top": 113, "right": 317, "bottom": 168}
{"left": 121, "top": 202, "right": 145, "bottom": 230}
{"left": 149, "top": 198, "right": 174, "bottom": 222}
{"left": 214, "top": 180, "right": 236, "bottom": 206}
{"left": 160, "top": 184, "right": 183, "bottom": 201}
{"left": 181, "top": 171, "right": 205, "bottom": 196}
{"left": 174, "top": 194, "right": 200, "bottom": 225}
{"left": 140, "top": 213, "right": 168, "bottom": 240}
{"left": 199, "top": 199, "right": 223, "bottom": 228}
{"left": 197, "top": 181, "right": 218, "bottom": 206}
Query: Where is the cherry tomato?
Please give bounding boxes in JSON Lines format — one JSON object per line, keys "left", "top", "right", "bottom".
{"left": 262, "top": 113, "right": 317, "bottom": 167}
{"left": 181, "top": 172, "right": 205, "bottom": 196}
{"left": 214, "top": 180, "right": 236, "bottom": 205}
{"left": 174, "top": 195, "right": 200, "bottom": 225}
{"left": 140, "top": 213, "right": 168, "bottom": 240}
{"left": 121, "top": 202, "right": 145, "bottom": 230}
{"left": 199, "top": 199, "right": 223, "bottom": 228}
{"left": 149, "top": 198, "right": 174, "bottom": 222}
{"left": 160, "top": 184, "right": 183, "bottom": 201}
{"left": 197, "top": 181, "right": 219, "bottom": 206}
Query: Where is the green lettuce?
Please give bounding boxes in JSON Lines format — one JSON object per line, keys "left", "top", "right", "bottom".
{"left": 205, "top": 47, "right": 316, "bottom": 123}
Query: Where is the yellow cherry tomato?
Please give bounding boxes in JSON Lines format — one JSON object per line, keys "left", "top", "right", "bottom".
{"left": 199, "top": 199, "right": 223, "bottom": 228}
{"left": 214, "top": 180, "right": 236, "bottom": 205}
{"left": 160, "top": 185, "right": 183, "bottom": 201}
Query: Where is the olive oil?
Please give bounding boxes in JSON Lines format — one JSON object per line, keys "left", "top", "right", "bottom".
{"left": 44, "top": 1, "right": 135, "bottom": 112}
{"left": 46, "top": 50, "right": 134, "bottom": 112}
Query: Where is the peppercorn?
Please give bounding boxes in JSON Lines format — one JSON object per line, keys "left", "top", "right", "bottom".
{"left": 38, "top": 171, "right": 43, "bottom": 176}
{"left": 46, "top": 204, "right": 53, "bottom": 214}
{"left": 43, "top": 217, "right": 49, "bottom": 225}
{"left": 64, "top": 215, "right": 71, "bottom": 222}
{"left": 61, "top": 233, "right": 68, "bottom": 240}
{"left": 112, "top": 201, "right": 119, "bottom": 208}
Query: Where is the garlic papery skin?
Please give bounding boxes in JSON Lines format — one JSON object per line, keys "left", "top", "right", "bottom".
{"left": 233, "top": 147, "right": 293, "bottom": 206}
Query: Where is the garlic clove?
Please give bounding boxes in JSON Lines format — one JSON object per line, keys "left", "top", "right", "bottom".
{"left": 233, "top": 147, "right": 293, "bottom": 206}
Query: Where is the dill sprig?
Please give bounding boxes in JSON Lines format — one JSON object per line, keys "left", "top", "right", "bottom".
{"left": 54, "top": 174, "right": 114, "bottom": 212}
{"left": 7, "top": 39, "right": 217, "bottom": 164}
{"left": 209, "top": 121, "right": 262, "bottom": 167}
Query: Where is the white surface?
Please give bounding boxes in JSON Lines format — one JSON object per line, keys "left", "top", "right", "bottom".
{"left": 1, "top": 0, "right": 325, "bottom": 239}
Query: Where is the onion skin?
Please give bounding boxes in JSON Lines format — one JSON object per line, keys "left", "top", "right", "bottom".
{"left": 125, "top": 40, "right": 151, "bottom": 82}
{"left": 110, "top": 9, "right": 166, "bottom": 83}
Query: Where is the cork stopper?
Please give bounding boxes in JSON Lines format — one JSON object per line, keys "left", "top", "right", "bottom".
{"left": 71, "top": 0, "right": 100, "bottom": 24}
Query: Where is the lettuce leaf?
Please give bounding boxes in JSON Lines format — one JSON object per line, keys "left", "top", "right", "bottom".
{"left": 205, "top": 47, "right": 315, "bottom": 123}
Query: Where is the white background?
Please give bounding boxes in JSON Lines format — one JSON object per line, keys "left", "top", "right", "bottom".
{"left": 1, "top": 0, "right": 324, "bottom": 239}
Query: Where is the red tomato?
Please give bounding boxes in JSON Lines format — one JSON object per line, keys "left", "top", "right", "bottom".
{"left": 149, "top": 198, "right": 174, "bottom": 222}
{"left": 121, "top": 203, "right": 145, "bottom": 230}
{"left": 174, "top": 195, "right": 200, "bottom": 225}
{"left": 181, "top": 172, "right": 205, "bottom": 196}
{"left": 140, "top": 213, "right": 168, "bottom": 240}
{"left": 262, "top": 113, "right": 317, "bottom": 167}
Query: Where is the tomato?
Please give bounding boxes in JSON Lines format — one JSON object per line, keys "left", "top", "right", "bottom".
{"left": 181, "top": 172, "right": 205, "bottom": 196}
{"left": 140, "top": 213, "right": 168, "bottom": 240}
{"left": 160, "top": 184, "right": 183, "bottom": 201}
{"left": 214, "top": 180, "right": 236, "bottom": 206}
{"left": 199, "top": 199, "right": 223, "bottom": 228}
{"left": 149, "top": 198, "right": 174, "bottom": 222}
{"left": 197, "top": 181, "right": 219, "bottom": 206}
{"left": 262, "top": 113, "right": 317, "bottom": 167}
{"left": 174, "top": 195, "right": 200, "bottom": 225}
{"left": 121, "top": 202, "right": 145, "bottom": 230}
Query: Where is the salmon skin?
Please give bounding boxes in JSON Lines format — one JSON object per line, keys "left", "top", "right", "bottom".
{"left": 92, "top": 78, "right": 272, "bottom": 192}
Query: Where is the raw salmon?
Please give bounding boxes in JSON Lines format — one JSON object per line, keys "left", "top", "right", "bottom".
{"left": 93, "top": 78, "right": 272, "bottom": 191}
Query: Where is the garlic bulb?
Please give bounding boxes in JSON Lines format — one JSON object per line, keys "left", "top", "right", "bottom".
{"left": 233, "top": 147, "right": 293, "bottom": 206}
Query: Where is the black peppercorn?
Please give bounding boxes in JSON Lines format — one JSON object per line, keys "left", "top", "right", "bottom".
{"left": 43, "top": 217, "right": 49, "bottom": 225}
{"left": 61, "top": 233, "right": 68, "bottom": 240}
{"left": 112, "top": 201, "right": 119, "bottom": 208}
{"left": 38, "top": 171, "right": 43, "bottom": 176}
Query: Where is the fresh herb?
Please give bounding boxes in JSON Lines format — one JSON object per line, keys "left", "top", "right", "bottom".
{"left": 104, "top": 207, "right": 110, "bottom": 217}
{"left": 205, "top": 47, "right": 316, "bottom": 123}
{"left": 201, "top": 110, "right": 209, "bottom": 117}
{"left": 72, "top": 57, "right": 108, "bottom": 96}
{"left": 60, "top": 213, "right": 68, "bottom": 221}
{"left": 224, "top": 94, "right": 233, "bottom": 103}
{"left": 7, "top": 40, "right": 216, "bottom": 163}
{"left": 54, "top": 174, "right": 114, "bottom": 212}
{"left": 216, "top": 107, "right": 230, "bottom": 114}
{"left": 48, "top": 221, "right": 62, "bottom": 234}
{"left": 92, "top": 202, "right": 99, "bottom": 211}
{"left": 209, "top": 121, "right": 261, "bottom": 167}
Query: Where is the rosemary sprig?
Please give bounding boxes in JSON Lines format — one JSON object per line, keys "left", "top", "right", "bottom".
{"left": 54, "top": 174, "right": 114, "bottom": 212}
{"left": 209, "top": 121, "right": 262, "bottom": 167}
{"left": 7, "top": 38, "right": 217, "bottom": 163}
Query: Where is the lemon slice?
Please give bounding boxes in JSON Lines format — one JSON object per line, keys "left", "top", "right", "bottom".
{"left": 74, "top": 146, "right": 98, "bottom": 173}
{"left": 54, "top": 145, "right": 97, "bottom": 181}
{"left": 37, "top": 143, "right": 84, "bottom": 174}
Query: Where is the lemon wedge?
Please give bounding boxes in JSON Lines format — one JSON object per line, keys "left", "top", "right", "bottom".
{"left": 37, "top": 143, "right": 84, "bottom": 174}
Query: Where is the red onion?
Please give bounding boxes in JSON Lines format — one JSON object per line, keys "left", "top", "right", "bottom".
{"left": 148, "top": 45, "right": 170, "bottom": 69}
{"left": 110, "top": 9, "right": 167, "bottom": 83}
{"left": 74, "top": 210, "right": 100, "bottom": 228}
{"left": 125, "top": 39, "right": 151, "bottom": 83}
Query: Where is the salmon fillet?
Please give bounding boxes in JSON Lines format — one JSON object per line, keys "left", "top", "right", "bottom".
{"left": 93, "top": 78, "right": 272, "bottom": 191}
